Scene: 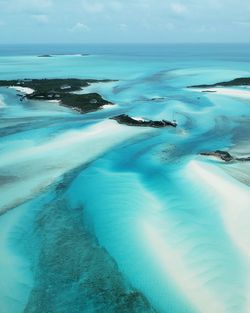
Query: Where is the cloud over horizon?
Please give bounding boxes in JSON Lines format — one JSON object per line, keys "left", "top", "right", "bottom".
{"left": 0, "top": 0, "right": 250, "bottom": 43}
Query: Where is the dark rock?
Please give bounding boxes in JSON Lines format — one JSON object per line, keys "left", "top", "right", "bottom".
{"left": 38, "top": 55, "right": 52, "bottom": 58}
{"left": 235, "top": 156, "right": 250, "bottom": 162}
{"left": 200, "top": 150, "right": 234, "bottom": 162}
{"left": 200, "top": 150, "right": 250, "bottom": 162}
{"left": 111, "top": 114, "right": 177, "bottom": 128}
{"left": 151, "top": 97, "right": 165, "bottom": 101}
{"left": 202, "top": 90, "right": 216, "bottom": 93}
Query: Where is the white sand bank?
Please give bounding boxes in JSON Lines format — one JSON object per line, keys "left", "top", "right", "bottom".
{"left": 190, "top": 87, "right": 250, "bottom": 99}
{"left": 132, "top": 117, "right": 146, "bottom": 122}
{"left": 0, "top": 96, "right": 6, "bottom": 108}
{"left": 48, "top": 100, "right": 60, "bottom": 103}
{"left": 102, "top": 104, "right": 114, "bottom": 109}
{"left": 187, "top": 160, "right": 250, "bottom": 259}
{"left": 142, "top": 219, "right": 228, "bottom": 313}
{"left": 0, "top": 120, "right": 151, "bottom": 213}
{"left": 9, "top": 86, "right": 34, "bottom": 95}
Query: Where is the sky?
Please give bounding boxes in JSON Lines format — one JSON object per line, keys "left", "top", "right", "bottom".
{"left": 0, "top": 0, "right": 250, "bottom": 44}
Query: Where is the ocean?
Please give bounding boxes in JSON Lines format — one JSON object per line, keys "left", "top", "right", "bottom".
{"left": 0, "top": 44, "right": 250, "bottom": 313}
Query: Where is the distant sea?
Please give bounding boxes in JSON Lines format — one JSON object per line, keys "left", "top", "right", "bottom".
{"left": 0, "top": 42, "right": 250, "bottom": 59}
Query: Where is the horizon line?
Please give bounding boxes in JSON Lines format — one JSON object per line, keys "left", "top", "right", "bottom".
{"left": 0, "top": 42, "right": 250, "bottom": 45}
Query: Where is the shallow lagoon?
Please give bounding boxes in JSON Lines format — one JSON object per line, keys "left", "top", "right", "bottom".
{"left": 0, "top": 44, "right": 250, "bottom": 313}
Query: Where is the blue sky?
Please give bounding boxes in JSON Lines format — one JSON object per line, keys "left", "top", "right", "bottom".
{"left": 0, "top": 0, "right": 250, "bottom": 43}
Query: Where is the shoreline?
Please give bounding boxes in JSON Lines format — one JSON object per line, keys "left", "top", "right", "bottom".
{"left": 190, "top": 87, "right": 250, "bottom": 99}
{"left": 0, "top": 79, "right": 116, "bottom": 114}
{"left": 111, "top": 114, "right": 177, "bottom": 128}
{"left": 9, "top": 86, "right": 35, "bottom": 95}
{"left": 188, "top": 76, "right": 250, "bottom": 99}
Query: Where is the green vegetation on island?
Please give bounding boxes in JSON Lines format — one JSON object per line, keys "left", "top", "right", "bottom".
{"left": 0, "top": 78, "right": 115, "bottom": 113}
{"left": 189, "top": 77, "right": 250, "bottom": 88}
{"left": 111, "top": 114, "right": 177, "bottom": 128}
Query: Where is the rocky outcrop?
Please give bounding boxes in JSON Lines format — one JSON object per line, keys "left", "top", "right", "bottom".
{"left": 111, "top": 114, "right": 177, "bottom": 128}
{"left": 200, "top": 150, "right": 250, "bottom": 162}
{"left": 38, "top": 55, "right": 52, "bottom": 58}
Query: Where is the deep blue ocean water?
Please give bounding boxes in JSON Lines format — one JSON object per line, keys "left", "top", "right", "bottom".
{"left": 0, "top": 44, "right": 250, "bottom": 313}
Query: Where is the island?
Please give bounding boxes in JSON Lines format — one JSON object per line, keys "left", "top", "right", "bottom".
{"left": 38, "top": 54, "right": 90, "bottom": 57}
{"left": 38, "top": 55, "right": 52, "bottom": 58}
{"left": 200, "top": 150, "right": 250, "bottom": 162}
{"left": 110, "top": 114, "right": 177, "bottom": 128}
{"left": 151, "top": 97, "right": 166, "bottom": 101}
{"left": 0, "top": 78, "right": 116, "bottom": 114}
{"left": 189, "top": 77, "right": 250, "bottom": 88}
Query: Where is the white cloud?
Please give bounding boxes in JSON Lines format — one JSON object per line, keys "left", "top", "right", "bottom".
{"left": 69, "top": 22, "right": 90, "bottom": 32}
{"left": 170, "top": 2, "right": 188, "bottom": 15}
{"left": 1, "top": 0, "right": 250, "bottom": 43}
{"left": 31, "top": 14, "right": 49, "bottom": 24}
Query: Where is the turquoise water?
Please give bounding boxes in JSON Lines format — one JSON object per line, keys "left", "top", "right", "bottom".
{"left": 0, "top": 44, "right": 250, "bottom": 313}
